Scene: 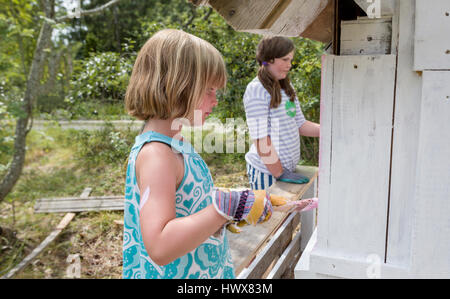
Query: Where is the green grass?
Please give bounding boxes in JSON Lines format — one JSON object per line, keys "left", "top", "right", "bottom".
{"left": 37, "top": 101, "right": 132, "bottom": 121}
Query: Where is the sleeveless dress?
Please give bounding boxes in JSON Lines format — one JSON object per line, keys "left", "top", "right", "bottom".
{"left": 122, "top": 131, "right": 235, "bottom": 279}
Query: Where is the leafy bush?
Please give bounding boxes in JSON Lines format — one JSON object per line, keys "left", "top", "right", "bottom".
{"left": 69, "top": 125, "right": 136, "bottom": 167}
{"left": 66, "top": 52, "right": 133, "bottom": 105}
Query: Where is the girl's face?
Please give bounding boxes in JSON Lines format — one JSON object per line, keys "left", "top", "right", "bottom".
{"left": 194, "top": 87, "right": 218, "bottom": 126}
{"left": 266, "top": 51, "right": 294, "bottom": 80}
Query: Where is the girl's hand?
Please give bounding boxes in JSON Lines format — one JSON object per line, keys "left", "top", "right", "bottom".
{"left": 213, "top": 189, "right": 273, "bottom": 225}
{"left": 273, "top": 198, "right": 318, "bottom": 213}
{"left": 276, "top": 168, "right": 309, "bottom": 184}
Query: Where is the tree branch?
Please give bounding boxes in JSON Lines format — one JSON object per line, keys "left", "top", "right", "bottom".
{"left": 56, "top": 0, "right": 122, "bottom": 23}
{"left": 203, "top": 7, "right": 213, "bottom": 21}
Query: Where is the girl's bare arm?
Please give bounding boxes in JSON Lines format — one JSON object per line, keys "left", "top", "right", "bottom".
{"left": 136, "top": 143, "right": 227, "bottom": 266}
{"left": 299, "top": 120, "right": 320, "bottom": 137}
{"left": 255, "top": 135, "right": 283, "bottom": 178}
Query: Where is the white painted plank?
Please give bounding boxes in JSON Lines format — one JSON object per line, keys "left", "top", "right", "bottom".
{"left": 294, "top": 228, "right": 317, "bottom": 279}
{"left": 341, "top": 18, "right": 392, "bottom": 41}
{"left": 414, "top": 0, "right": 450, "bottom": 70}
{"left": 309, "top": 250, "right": 410, "bottom": 278}
{"left": 340, "top": 17, "right": 392, "bottom": 55}
{"left": 300, "top": 176, "right": 317, "bottom": 251}
{"left": 410, "top": 71, "right": 450, "bottom": 277}
{"left": 323, "top": 55, "right": 396, "bottom": 259}
{"left": 385, "top": 0, "right": 422, "bottom": 268}
{"left": 315, "top": 54, "right": 334, "bottom": 252}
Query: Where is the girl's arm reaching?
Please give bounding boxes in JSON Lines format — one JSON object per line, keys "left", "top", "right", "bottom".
{"left": 136, "top": 142, "right": 227, "bottom": 266}
{"left": 299, "top": 120, "right": 320, "bottom": 137}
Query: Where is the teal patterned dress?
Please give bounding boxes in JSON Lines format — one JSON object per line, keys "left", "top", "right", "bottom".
{"left": 122, "top": 131, "right": 235, "bottom": 279}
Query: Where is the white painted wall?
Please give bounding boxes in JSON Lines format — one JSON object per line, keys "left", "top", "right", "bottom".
{"left": 414, "top": 0, "right": 450, "bottom": 70}
{"left": 297, "top": 0, "right": 450, "bottom": 278}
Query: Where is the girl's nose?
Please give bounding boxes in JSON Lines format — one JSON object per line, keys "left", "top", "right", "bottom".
{"left": 212, "top": 96, "right": 218, "bottom": 107}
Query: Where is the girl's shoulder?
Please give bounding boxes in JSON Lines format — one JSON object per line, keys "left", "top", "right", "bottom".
{"left": 135, "top": 141, "right": 184, "bottom": 189}
{"left": 136, "top": 142, "right": 180, "bottom": 175}
{"left": 139, "top": 140, "right": 181, "bottom": 164}
{"left": 244, "top": 77, "right": 270, "bottom": 99}
{"left": 246, "top": 77, "right": 263, "bottom": 90}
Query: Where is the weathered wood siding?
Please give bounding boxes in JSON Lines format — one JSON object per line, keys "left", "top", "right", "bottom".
{"left": 316, "top": 54, "right": 396, "bottom": 261}
{"left": 414, "top": 0, "right": 450, "bottom": 70}
{"left": 385, "top": 0, "right": 422, "bottom": 268}
{"left": 409, "top": 71, "right": 450, "bottom": 276}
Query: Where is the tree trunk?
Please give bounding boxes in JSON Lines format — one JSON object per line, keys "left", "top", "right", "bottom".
{"left": 41, "top": 46, "right": 64, "bottom": 97}
{"left": 0, "top": 21, "right": 53, "bottom": 203}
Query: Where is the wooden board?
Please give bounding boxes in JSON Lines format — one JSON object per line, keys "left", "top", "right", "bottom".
{"left": 340, "top": 17, "right": 392, "bottom": 55}
{"left": 228, "top": 165, "right": 318, "bottom": 276}
{"left": 410, "top": 71, "right": 450, "bottom": 275}
{"left": 208, "top": 0, "right": 281, "bottom": 31}
{"left": 237, "top": 212, "right": 300, "bottom": 279}
{"left": 266, "top": 222, "right": 302, "bottom": 279}
{"left": 414, "top": 0, "right": 450, "bottom": 70}
{"left": 316, "top": 55, "right": 396, "bottom": 261}
{"left": 260, "top": 0, "right": 331, "bottom": 40}
{"left": 34, "top": 196, "right": 124, "bottom": 213}
{"left": 206, "top": 0, "right": 333, "bottom": 42}
{"left": 385, "top": 0, "right": 422, "bottom": 267}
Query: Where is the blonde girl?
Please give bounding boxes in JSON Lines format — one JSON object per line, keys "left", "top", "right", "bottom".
{"left": 122, "top": 29, "right": 287, "bottom": 279}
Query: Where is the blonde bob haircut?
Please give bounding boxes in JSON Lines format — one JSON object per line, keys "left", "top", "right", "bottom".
{"left": 125, "top": 29, "right": 227, "bottom": 121}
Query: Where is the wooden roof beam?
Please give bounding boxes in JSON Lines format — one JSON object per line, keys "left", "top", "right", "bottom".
{"left": 189, "top": 0, "right": 334, "bottom": 43}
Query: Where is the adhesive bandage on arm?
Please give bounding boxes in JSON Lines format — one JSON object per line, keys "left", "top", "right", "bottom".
{"left": 139, "top": 187, "right": 151, "bottom": 211}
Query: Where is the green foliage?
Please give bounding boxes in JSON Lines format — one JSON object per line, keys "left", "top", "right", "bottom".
{"left": 0, "top": 117, "right": 14, "bottom": 174}
{"left": 68, "top": 126, "right": 135, "bottom": 167}
{"left": 0, "top": 0, "right": 40, "bottom": 129}
{"left": 70, "top": 0, "right": 193, "bottom": 56}
{"left": 66, "top": 52, "right": 133, "bottom": 105}
{"left": 137, "top": 5, "right": 323, "bottom": 124}
{"left": 1, "top": 0, "right": 323, "bottom": 168}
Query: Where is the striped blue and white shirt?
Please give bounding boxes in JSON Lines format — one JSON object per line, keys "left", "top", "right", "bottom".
{"left": 244, "top": 77, "right": 306, "bottom": 174}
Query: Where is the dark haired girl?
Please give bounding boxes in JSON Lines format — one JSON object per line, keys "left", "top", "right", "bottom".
{"left": 244, "top": 36, "right": 320, "bottom": 190}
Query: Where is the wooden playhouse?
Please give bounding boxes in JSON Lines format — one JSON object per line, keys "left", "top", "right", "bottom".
{"left": 190, "top": 0, "right": 450, "bottom": 279}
